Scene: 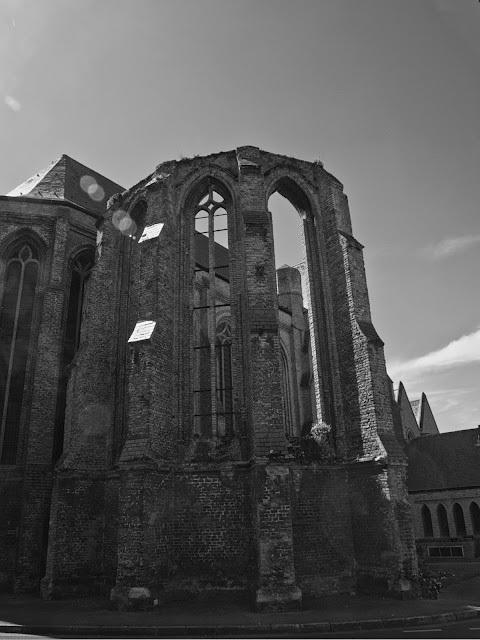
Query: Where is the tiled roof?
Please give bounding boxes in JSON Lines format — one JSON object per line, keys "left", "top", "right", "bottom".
{"left": 7, "top": 155, "right": 123, "bottom": 215}
{"left": 407, "top": 429, "right": 480, "bottom": 492}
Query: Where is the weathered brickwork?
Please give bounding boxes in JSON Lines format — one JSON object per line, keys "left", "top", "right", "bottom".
{"left": 0, "top": 148, "right": 418, "bottom": 610}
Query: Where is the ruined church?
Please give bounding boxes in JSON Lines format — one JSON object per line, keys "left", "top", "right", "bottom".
{"left": 0, "top": 147, "right": 418, "bottom": 610}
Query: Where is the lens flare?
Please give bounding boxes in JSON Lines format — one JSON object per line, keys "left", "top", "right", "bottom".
{"left": 80, "top": 175, "right": 105, "bottom": 202}
{"left": 112, "top": 210, "right": 136, "bottom": 236}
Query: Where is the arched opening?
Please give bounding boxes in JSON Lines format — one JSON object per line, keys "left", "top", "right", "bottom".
{"left": 421, "top": 504, "right": 434, "bottom": 537}
{"left": 129, "top": 200, "right": 148, "bottom": 241}
{"left": 453, "top": 503, "right": 467, "bottom": 537}
{"left": 192, "top": 179, "right": 233, "bottom": 439}
{"left": 53, "top": 248, "right": 95, "bottom": 462}
{"left": 0, "top": 242, "right": 40, "bottom": 464}
{"left": 470, "top": 502, "right": 480, "bottom": 534}
{"left": 268, "top": 181, "right": 317, "bottom": 438}
{"left": 437, "top": 504, "right": 450, "bottom": 538}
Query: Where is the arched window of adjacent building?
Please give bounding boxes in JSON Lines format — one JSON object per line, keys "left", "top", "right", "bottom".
{"left": 406, "top": 430, "right": 414, "bottom": 442}
{"left": 470, "top": 502, "right": 480, "bottom": 534}
{"left": 421, "top": 504, "right": 434, "bottom": 537}
{"left": 53, "top": 249, "right": 94, "bottom": 461}
{"left": 129, "top": 200, "right": 147, "bottom": 241}
{"left": 0, "top": 243, "right": 39, "bottom": 464}
{"left": 437, "top": 504, "right": 450, "bottom": 537}
{"left": 280, "top": 345, "right": 293, "bottom": 437}
{"left": 193, "top": 179, "right": 232, "bottom": 439}
{"left": 453, "top": 503, "right": 467, "bottom": 537}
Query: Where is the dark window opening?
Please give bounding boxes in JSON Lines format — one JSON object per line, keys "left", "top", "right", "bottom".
{"left": 437, "top": 504, "right": 450, "bottom": 538}
{"left": 422, "top": 504, "right": 434, "bottom": 538}
{"left": 453, "top": 503, "right": 467, "bottom": 537}
{"left": 130, "top": 200, "right": 148, "bottom": 241}
{"left": 470, "top": 502, "right": 480, "bottom": 535}
{"left": 53, "top": 250, "right": 94, "bottom": 462}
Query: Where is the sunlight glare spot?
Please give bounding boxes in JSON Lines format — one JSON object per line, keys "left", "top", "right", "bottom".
{"left": 4, "top": 95, "right": 21, "bottom": 112}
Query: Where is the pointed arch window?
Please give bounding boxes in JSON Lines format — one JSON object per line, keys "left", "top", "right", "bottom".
{"left": 421, "top": 504, "right": 434, "bottom": 538}
{"left": 129, "top": 200, "right": 147, "bottom": 242}
{"left": 53, "top": 249, "right": 94, "bottom": 461}
{"left": 193, "top": 180, "right": 232, "bottom": 439}
{"left": 453, "top": 503, "right": 467, "bottom": 537}
{"left": 437, "top": 504, "right": 450, "bottom": 538}
{"left": 0, "top": 243, "right": 39, "bottom": 464}
{"left": 470, "top": 502, "right": 480, "bottom": 535}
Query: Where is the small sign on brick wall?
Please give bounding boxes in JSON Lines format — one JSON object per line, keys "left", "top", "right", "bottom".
{"left": 128, "top": 320, "right": 156, "bottom": 343}
{"left": 138, "top": 223, "right": 164, "bottom": 243}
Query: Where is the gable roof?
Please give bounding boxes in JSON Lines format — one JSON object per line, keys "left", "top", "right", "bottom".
{"left": 397, "top": 382, "right": 421, "bottom": 440}
{"left": 407, "top": 428, "right": 480, "bottom": 492}
{"left": 194, "top": 232, "right": 229, "bottom": 281}
{"left": 7, "top": 155, "right": 124, "bottom": 216}
{"left": 418, "top": 393, "right": 440, "bottom": 435}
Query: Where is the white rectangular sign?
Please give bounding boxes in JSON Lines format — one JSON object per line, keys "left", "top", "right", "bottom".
{"left": 128, "top": 320, "right": 156, "bottom": 343}
{"left": 138, "top": 223, "right": 164, "bottom": 243}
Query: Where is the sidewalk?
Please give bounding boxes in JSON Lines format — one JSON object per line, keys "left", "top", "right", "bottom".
{"left": 0, "top": 575, "right": 479, "bottom": 637}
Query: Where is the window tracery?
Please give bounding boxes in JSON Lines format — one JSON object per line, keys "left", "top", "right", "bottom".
{"left": 193, "top": 181, "right": 232, "bottom": 439}
{"left": 0, "top": 243, "right": 39, "bottom": 464}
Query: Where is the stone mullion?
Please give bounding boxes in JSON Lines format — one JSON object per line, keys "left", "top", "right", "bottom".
{"left": 208, "top": 208, "right": 218, "bottom": 438}
{"left": 301, "top": 215, "right": 330, "bottom": 426}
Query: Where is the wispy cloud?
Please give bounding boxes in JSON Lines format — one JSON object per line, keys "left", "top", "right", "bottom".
{"left": 421, "top": 234, "right": 480, "bottom": 260}
{"left": 388, "top": 326, "right": 480, "bottom": 379}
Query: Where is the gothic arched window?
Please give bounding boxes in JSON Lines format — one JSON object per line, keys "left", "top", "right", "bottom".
{"left": 129, "top": 200, "right": 147, "bottom": 241}
{"left": 453, "top": 503, "right": 467, "bottom": 537}
{"left": 53, "top": 249, "right": 94, "bottom": 461}
{"left": 0, "top": 243, "right": 39, "bottom": 464}
{"left": 421, "top": 504, "right": 434, "bottom": 538}
{"left": 193, "top": 180, "right": 232, "bottom": 439}
{"left": 470, "top": 502, "right": 480, "bottom": 535}
{"left": 437, "top": 504, "right": 450, "bottom": 538}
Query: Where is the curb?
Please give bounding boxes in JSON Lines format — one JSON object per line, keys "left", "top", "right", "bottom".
{"left": 0, "top": 609, "right": 478, "bottom": 636}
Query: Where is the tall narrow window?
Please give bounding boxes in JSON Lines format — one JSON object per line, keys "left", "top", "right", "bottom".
{"left": 53, "top": 250, "right": 94, "bottom": 461}
{"left": 437, "top": 504, "right": 450, "bottom": 538}
{"left": 270, "top": 185, "right": 317, "bottom": 436}
{"left": 453, "top": 503, "right": 467, "bottom": 537}
{"left": 130, "top": 200, "right": 147, "bottom": 241}
{"left": 0, "top": 243, "right": 39, "bottom": 464}
{"left": 470, "top": 502, "right": 480, "bottom": 534}
{"left": 193, "top": 181, "right": 231, "bottom": 439}
{"left": 421, "top": 504, "right": 434, "bottom": 538}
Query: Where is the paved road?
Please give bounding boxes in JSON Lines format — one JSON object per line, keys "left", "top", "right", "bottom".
{"left": 1, "top": 619, "right": 480, "bottom": 639}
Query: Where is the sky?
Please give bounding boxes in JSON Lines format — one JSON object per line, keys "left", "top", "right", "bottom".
{"left": 0, "top": 0, "right": 479, "bottom": 433}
